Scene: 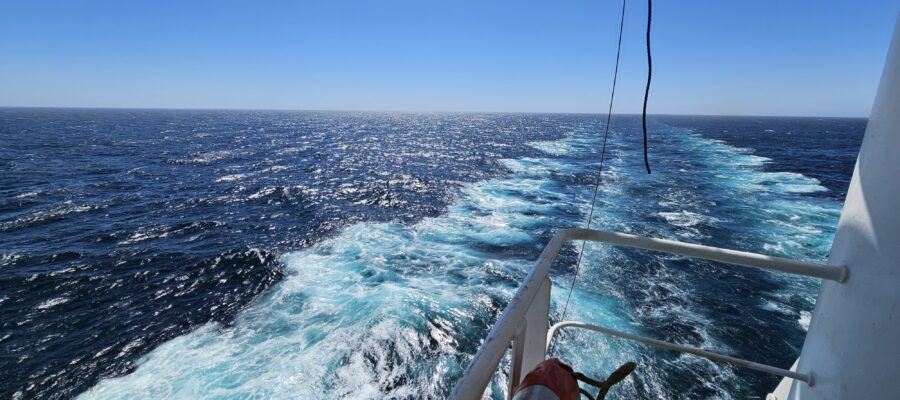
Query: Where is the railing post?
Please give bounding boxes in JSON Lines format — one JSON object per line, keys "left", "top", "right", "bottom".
{"left": 508, "top": 324, "right": 526, "bottom": 399}
{"left": 520, "top": 278, "right": 551, "bottom": 378}
{"left": 507, "top": 278, "right": 552, "bottom": 398}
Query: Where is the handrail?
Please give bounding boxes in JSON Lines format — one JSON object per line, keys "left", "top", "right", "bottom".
{"left": 449, "top": 228, "right": 844, "bottom": 399}
{"left": 565, "top": 229, "right": 847, "bottom": 282}
{"left": 546, "top": 321, "right": 813, "bottom": 385}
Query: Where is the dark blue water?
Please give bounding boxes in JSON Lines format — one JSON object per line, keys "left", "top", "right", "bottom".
{"left": 0, "top": 109, "right": 864, "bottom": 399}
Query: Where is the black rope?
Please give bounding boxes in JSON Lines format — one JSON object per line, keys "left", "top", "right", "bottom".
{"left": 642, "top": 0, "right": 653, "bottom": 174}
{"left": 573, "top": 362, "right": 637, "bottom": 400}
{"left": 560, "top": 0, "right": 627, "bottom": 323}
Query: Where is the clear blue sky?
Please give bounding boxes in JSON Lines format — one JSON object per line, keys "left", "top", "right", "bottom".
{"left": 1, "top": 1, "right": 897, "bottom": 116}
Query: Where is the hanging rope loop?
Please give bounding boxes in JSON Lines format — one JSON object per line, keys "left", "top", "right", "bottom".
{"left": 642, "top": 0, "right": 653, "bottom": 174}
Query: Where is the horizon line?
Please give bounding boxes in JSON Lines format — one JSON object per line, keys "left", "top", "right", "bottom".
{"left": 0, "top": 105, "right": 870, "bottom": 120}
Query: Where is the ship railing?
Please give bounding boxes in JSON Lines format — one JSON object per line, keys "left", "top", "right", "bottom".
{"left": 449, "top": 228, "right": 848, "bottom": 400}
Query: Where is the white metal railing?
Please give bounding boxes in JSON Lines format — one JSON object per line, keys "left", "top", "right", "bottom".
{"left": 546, "top": 321, "right": 813, "bottom": 384}
{"left": 449, "top": 228, "right": 847, "bottom": 400}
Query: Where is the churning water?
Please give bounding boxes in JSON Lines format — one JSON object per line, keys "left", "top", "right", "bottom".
{"left": 0, "top": 109, "right": 864, "bottom": 399}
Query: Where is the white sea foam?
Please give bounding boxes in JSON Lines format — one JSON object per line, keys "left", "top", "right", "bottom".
{"left": 36, "top": 297, "right": 70, "bottom": 311}
{"left": 1, "top": 202, "right": 102, "bottom": 231}
{"left": 247, "top": 186, "right": 278, "bottom": 200}
{"left": 174, "top": 150, "right": 236, "bottom": 165}
{"left": 14, "top": 191, "right": 41, "bottom": 199}
{"left": 658, "top": 210, "right": 714, "bottom": 228}
{"left": 0, "top": 253, "right": 22, "bottom": 266}
{"left": 799, "top": 310, "right": 812, "bottom": 331}
{"left": 260, "top": 165, "right": 290, "bottom": 174}
{"left": 500, "top": 158, "right": 569, "bottom": 177}
{"left": 215, "top": 173, "right": 250, "bottom": 183}
{"left": 755, "top": 172, "right": 828, "bottom": 193}
{"left": 527, "top": 140, "right": 575, "bottom": 155}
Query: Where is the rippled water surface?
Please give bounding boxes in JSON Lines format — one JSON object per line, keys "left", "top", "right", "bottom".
{"left": 0, "top": 109, "right": 864, "bottom": 399}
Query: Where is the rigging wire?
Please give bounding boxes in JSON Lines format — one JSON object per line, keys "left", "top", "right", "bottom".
{"left": 642, "top": 0, "right": 653, "bottom": 174}
{"left": 560, "top": 0, "right": 628, "bottom": 322}
{"left": 560, "top": 0, "right": 655, "bottom": 323}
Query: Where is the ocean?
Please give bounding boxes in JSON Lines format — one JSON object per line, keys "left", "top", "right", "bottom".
{"left": 0, "top": 109, "right": 865, "bottom": 399}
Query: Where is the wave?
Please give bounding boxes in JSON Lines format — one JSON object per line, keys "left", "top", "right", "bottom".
{"left": 80, "top": 160, "right": 571, "bottom": 399}
{"left": 0, "top": 202, "right": 103, "bottom": 231}
{"left": 81, "top": 124, "right": 840, "bottom": 399}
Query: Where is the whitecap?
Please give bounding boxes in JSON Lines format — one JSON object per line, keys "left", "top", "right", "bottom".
{"left": 14, "top": 191, "right": 41, "bottom": 199}
{"left": 215, "top": 173, "right": 250, "bottom": 183}
{"left": 658, "top": 211, "right": 710, "bottom": 228}
{"left": 799, "top": 310, "right": 812, "bottom": 331}
{"left": 36, "top": 297, "right": 70, "bottom": 310}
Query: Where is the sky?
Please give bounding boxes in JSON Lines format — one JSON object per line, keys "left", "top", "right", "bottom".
{"left": 1, "top": 1, "right": 897, "bottom": 117}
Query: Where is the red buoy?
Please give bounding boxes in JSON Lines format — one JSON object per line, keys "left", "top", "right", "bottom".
{"left": 511, "top": 358, "right": 580, "bottom": 400}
